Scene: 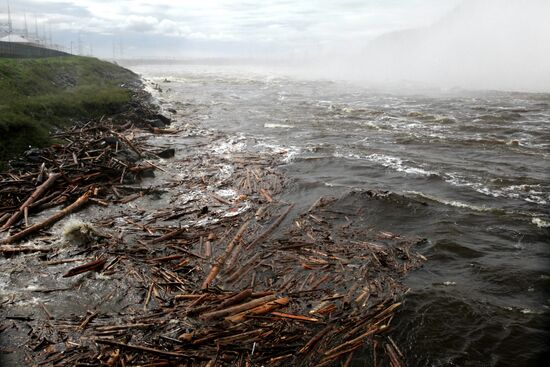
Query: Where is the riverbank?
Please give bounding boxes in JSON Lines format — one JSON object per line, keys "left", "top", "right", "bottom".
{"left": 0, "top": 56, "right": 140, "bottom": 163}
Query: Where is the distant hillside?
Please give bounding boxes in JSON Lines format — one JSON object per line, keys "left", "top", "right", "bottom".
{"left": 0, "top": 56, "right": 138, "bottom": 162}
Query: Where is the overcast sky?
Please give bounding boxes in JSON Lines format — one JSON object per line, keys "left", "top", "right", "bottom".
{"left": 3, "top": 0, "right": 461, "bottom": 58}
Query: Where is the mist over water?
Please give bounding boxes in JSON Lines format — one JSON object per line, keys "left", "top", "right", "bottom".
{"left": 296, "top": 0, "right": 550, "bottom": 93}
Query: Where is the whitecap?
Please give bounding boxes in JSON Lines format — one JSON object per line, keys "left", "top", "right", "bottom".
{"left": 264, "top": 123, "right": 295, "bottom": 129}
{"left": 404, "top": 191, "right": 497, "bottom": 213}
{"left": 532, "top": 217, "right": 550, "bottom": 228}
{"left": 363, "top": 153, "right": 437, "bottom": 176}
{"left": 211, "top": 139, "right": 246, "bottom": 154}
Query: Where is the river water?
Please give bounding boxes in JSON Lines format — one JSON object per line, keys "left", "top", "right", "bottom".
{"left": 130, "top": 62, "right": 550, "bottom": 366}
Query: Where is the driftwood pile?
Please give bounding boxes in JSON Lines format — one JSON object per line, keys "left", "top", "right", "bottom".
{"left": 0, "top": 98, "right": 426, "bottom": 366}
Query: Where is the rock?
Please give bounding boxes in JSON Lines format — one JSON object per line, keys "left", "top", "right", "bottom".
{"left": 140, "top": 168, "right": 155, "bottom": 178}
{"left": 145, "top": 118, "right": 166, "bottom": 128}
{"left": 155, "top": 114, "right": 171, "bottom": 125}
{"left": 24, "top": 148, "right": 43, "bottom": 162}
{"left": 102, "top": 136, "right": 120, "bottom": 146}
{"left": 114, "top": 149, "right": 140, "bottom": 163}
{"left": 156, "top": 148, "right": 175, "bottom": 159}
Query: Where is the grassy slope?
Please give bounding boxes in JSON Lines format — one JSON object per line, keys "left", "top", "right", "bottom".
{"left": 0, "top": 56, "right": 138, "bottom": 162}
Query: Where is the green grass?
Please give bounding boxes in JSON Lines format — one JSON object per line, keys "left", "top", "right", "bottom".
{"left": 0, "top": 56, "right": 138, "bottom": 163}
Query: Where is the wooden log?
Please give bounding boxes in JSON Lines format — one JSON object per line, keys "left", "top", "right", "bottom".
{"left": 225, "top": 297, "right": 289, "bottom": 323}
{"left": 211, "top": 193, "right": 231, "bottom": 205}
{"left": 174, "top": 294, "right": 203, "bottom": 300}
{"left": 95, "top": 323, "right": 152, "bottom": 332}
{"left": 150, "top": 227, "right": 187, "bottom": 244}
{"left": 259, "top": 188, "right": 273, "bottom": 203}
{"left": 116, "top": 133, "right": 142, "bottom": 157}
{"left": 0, "top": 213, "right": 10, "bottom": 227}
{"left": 245, "top": 204, "right": 294, "bottom": 249}
{"left": 2, "top": 173, "right": 61, "bottom": 229}
{"left": 201, "top": 220, "right": 249, "bottom": 289}
{"left": 94, "top": 339, "right": 199, "bottom": 358}
{"left": 386, "top": 342, "right": 404, "bottom": 367}
{"left": 270, "top": 311, "right": 319, "bottom": 323}
{"left": 343, "top": 352, "right": 355, "bottom": 367}
{"left": 204, "top": 233, "right": 213, "bottom": 258}
{"left": 224, "top": 253, "right": 261, "bottom": 284}
{"left": 215, "top": 329, "right": 264, "bottom": 345}
{"left": 45, "top": 257, "right": 90, "bottom": 265}
{"left": 0, "top": 245, "right": 52, "bottom": 254}
{"left": 298, "top": 325, "right": 333, "bottom": 354}
{"left": 216, "top": 289, "right": 253, "bottom": 309}
{"left": 200, "top": 294, "right": 277, "bottom": 319}
{"left": 63, "top": 257, "right": 107, "bottom": 277}
{"left": 149, "top": 254, "right": 185, "bottom": 263}
{"left": 78, "top": 311, "right": 98, "bottom": 331}
{"left": 323, "top": 326, "right": 380, "bottom": 357}
{"left": 1, "top": 190, "right": 91, "bottom": 244}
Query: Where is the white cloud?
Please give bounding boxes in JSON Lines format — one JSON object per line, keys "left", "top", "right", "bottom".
{"left": 5, "top": 0, "right": 462, "bottom": 57}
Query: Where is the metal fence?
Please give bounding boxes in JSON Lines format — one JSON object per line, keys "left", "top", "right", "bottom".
{"left": 0, "top": 41, "right": 69, "bottom": 58}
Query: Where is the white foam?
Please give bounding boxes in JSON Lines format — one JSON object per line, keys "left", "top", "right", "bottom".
{"left": 363, "top": 153, "right": 437, "bottom": 176}
{"left": 532, "top": 217, "right": 550, "bottom": 228}
{"left": 211, "top": 139, "right": 246, "bottom": 154}
{"left": 445, "top": 174, "right": 548, "bottom": 205}
{"left": 216, "top": 164, "right": 235, "bottom": 181}
{"left": 405, "top": 191, "right": 497, "bottom": 213}
{"left": 223, "top": 203, "right": 251, "bottom": 218}
{"left": 264, "top": 123, "right": 295, "bottom": 129}
{"left": 255, "top": 142, "right": 300, "bottom": 163}
{"left": 216, "top": 188, "right": 238, "bottom": 199}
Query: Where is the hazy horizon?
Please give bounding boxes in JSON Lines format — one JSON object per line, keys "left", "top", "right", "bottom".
{"left": 3, "top": 0, "right": 550, "bottom": 92}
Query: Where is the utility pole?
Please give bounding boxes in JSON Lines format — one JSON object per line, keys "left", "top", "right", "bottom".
{"left": 77, "top": 31, "right": 82, "bottom": 55}
{"left": 34, "top": 14, "right": 39, "bottom": 43}
{"left": 48, "top": 22, "right": 52, "bottom": 46}
{"left": 24, "top": 12, "right": 29, "bottom": 38}
{"left": 7, "top": 0, "right": 12, "bottom": 34}
{"left": 42, "top": 22, "right": 46, "bottom": 45}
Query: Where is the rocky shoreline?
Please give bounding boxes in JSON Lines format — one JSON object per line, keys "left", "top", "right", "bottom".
{"left": 0, "top": 78, "right": 425, "bottom": 366}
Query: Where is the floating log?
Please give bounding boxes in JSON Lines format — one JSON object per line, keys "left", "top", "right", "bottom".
{"left": 1, "top": 190, "right": 91, "bottom": 244}
{"left": 225, "top": 297, "right": 289, "bottom": 323}
{"left": 2, "top": 172, "right": 61, "bottom": 230}
{"left": 200, "top": 294, "right": 277, "bottom": 320}
{"left": 201, "top": 220, "right": 249, "bottom": 289}
{"left": 63, "top": 257, "right": 107, "bottom": 277}
{"left": 245, "top": 204, "right": 294, "bottom": 249}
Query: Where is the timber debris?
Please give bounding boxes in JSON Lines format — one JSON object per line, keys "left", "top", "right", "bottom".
{"left": 0, "top": 88, "right": 426, "bottom": 366}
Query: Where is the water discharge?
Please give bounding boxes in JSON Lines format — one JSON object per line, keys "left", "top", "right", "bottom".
{"left": 132, "top": 62, "right": 549, "bottom": 366}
